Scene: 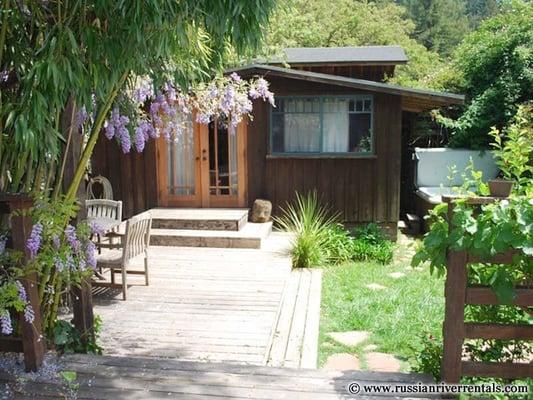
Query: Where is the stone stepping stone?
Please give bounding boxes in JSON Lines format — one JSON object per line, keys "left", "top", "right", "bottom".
{"left": 365, "top": 283, "right": 386, "bottom": 290}
{"left": 327, "top": 331, "right": 370, "bottom": 347}
{"left": 388, "top": 272, "right": 405, "bottom": 279}
{"left": 365, "top": 352, "right": 401, "bottom": 372}
{"left": 363, "top": 344, "right": 377, "bottom": 352}
{"left": 322, "top": 353, "right": 360, "bottom": 371}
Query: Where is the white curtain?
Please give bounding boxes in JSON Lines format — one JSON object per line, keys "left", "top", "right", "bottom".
{"left": 283, "top": 99, "right": 321, "bottom": 152}
{"left": 322, "top": 99, "right": 349, "bottom": 152}
{"left": 168, "top": 118, "right": 195, "bottom": 195}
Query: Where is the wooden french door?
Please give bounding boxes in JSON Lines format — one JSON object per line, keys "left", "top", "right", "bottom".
{"left": 157, "top": 118, "right": 247, "bottom": 208}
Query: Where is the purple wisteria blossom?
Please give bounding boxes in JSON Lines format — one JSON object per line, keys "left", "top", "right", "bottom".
{"left": 89, "top": 221, "right": 104, "bottom": 236}
{"left": 0, "top": 313, "right": 13, "bottom": 335}
{"left": 104, "top": 108, "right": 131, "bottom": 153}
{"left": 15, "top": 281, "right": 27, "bottom": 302}
{"left": 230, "top": 72, "right": 242, "bottom": 82}
{"left": 0, "top": 235, "right": 6, "bottom": 254}
{"left": 220, "top": 85, "right": 235, "bottom": 115}
{"left": 86, "top": 241, "right": 97, "bottom": 270}
{"left": 76, "top": 107, "right": 88, "bottom": 131}
{"left": 24, "top": 305, "right": 35, "bottom": 324}
{"left": 54, "top": 256, "right": 65, "bottom": 272}
{"left": 132, "top": 79, "right": 154, "bottom": 104}
{"left": 64, "top": 225, "right": 80, "bottom": 252}
{"left": 26, "top": 223, "right": 43, "bottom": 258}
{"left": 66, "top": 255, "right": 75, "bottom": 270}
{"left": 52, "top": 234, "right": 61, "bottom": 249}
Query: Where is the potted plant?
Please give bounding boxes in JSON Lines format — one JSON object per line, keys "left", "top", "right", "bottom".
{"left": 487, "top": 178, "right": 513, "bottom": 197}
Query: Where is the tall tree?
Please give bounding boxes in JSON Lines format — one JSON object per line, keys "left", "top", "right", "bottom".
{"left": 395, "top": 0, "right": 470, "bottom": 56}
{"left": 466, "top": 0, "right": 501, "bottom": 28}
{"left": 433, "top": 0, "right": 533, "bottom": 149}
{"left": 263, "top": 0, "right": 442, "bottom": 87}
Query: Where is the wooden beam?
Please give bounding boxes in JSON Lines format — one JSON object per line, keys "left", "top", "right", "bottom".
{"left": 465, "top": 323, "right": 533, "bottom": 340}
{"left": 462, "top": 361, "right": 533, "bottom": 379}
{"left": 466, "top": 286, "right": 533, "bottom": 306}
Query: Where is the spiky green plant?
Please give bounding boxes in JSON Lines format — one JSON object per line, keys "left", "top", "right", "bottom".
{"left": 275, "top": 191, "right": 339, "bottom": 268}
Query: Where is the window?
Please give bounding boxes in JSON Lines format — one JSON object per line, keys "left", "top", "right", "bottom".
{"left": 270, "top": 96, "right": 373, "bottom": 155}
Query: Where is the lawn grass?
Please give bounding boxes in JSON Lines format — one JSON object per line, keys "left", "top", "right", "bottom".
{"left": 318, "top": 235, "right": 445, "bottom": 371}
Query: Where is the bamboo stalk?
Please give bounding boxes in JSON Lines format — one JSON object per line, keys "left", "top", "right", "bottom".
{"left": 65, "top": 71, "right": 129, "bottom": 201}
{"left": 44, "top": 159, "right": 56, "bottom": 194}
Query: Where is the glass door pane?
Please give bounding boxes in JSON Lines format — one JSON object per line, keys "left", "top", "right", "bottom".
{"left": 167, "top": 116, "right": 195, "bottom": 195}
{"left": 208, "top": 120, "right": 238, "bottom": 196}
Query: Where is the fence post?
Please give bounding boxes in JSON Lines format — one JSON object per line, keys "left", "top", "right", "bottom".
{"left": 441, "top": 198, "right": 467, "bottom": 384}
{"left": 0, "top": 194, "right": 45, "bottom": 371}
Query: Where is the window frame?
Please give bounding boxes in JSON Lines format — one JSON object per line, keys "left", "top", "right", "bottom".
{"left": 269, "top": 94, "right": 374, "bottom": 157}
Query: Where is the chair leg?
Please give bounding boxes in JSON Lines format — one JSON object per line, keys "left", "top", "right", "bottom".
{"left": 111, "top": 269, "right": 115, "bottom": 284}
{"left": 144, "top": 256, "right": 149, "bottom": 286}
{"left": 122, "top": 266, "right": 127, "bottom": 301}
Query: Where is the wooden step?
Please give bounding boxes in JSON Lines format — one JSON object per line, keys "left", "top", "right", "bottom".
{"left": 150, "top": 222, "right": 272, "bottom": 249}
{"left": 150, "top": 208, "right": 249, "bottom": 231}
{"left": 5, "top": 353, "right": 436, "bottom": 400}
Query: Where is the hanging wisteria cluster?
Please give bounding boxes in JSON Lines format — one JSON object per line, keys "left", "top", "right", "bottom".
{"left": 0, "top": 199, "right": 100, "bottom": 336}
{"left": 99, "top": 73, "right": 274, "bottom": 154}
{"left": 0, "top": 281, "right": 35, "bottom": 336}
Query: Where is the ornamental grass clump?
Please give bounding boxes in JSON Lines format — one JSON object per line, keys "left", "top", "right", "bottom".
{"left": 275, "top": 191, "right": 339, "bottom": 268}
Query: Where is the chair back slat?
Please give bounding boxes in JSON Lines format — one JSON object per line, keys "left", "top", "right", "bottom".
{"left": 123, "top": 211, "right": 152, "bottom": 263}
{"left": 85, "top": 200, "right": 123, "bottom": 222}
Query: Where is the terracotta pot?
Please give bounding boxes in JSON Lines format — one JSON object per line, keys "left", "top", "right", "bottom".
{"left": 488, "top": 179, "right": 513, "bottom": 197}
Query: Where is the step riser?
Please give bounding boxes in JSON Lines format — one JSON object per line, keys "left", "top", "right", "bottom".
{"left": 150, "top": 235, "right": 261, "bottom": 249}
{"left": 152, "top": 218, "right": 246, "bottom": 231}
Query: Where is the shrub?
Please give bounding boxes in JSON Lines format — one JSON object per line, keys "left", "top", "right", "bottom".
{"left": 275, "top": 191, "right": 339, "bottom": 268}
{"left": 411, "top": 333, "right": 443, "bottom": 381}
{"left": 323, "top": 223, "right": 395, "bottom": 265}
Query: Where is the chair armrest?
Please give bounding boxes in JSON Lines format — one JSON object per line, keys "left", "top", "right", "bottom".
{"left": 107, "top": 231, "right": 124, "bottom": 238}
{"left": 95, "top": 242, "right": 124, "bottom": 250}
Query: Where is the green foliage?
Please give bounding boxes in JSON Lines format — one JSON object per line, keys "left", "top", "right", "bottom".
{"left": 275, "top": 191, "right": 339, "bottom": 268}
{"left": 489, "top": 105, "right": 533, "bottom": 195}
{"left": 0, "top": 0, "right": 276, "bottom": 196}
{"left": 413, "top": 197, "right": 533, "bottom": 303}
{"left": 54, "top": 315, "right": 102, "bottom": 355}
{"left": 263, "top": 0, "right": 442, "bottom": 87}
{"left": 411, "top": 333, "right": 443, "bottom": 381}
{"left": 433, "top": 0, "right": 533, "bottom": 149}
{"left": 396, "top": 0, "right": 470, "bottom": 56}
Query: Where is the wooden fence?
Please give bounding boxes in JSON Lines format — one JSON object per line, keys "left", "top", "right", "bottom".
{"left": 0, "top": 193, "right": 94, "bottom": 371}
{"left": 442, "top": 196, "right": 533, "bottom": 383}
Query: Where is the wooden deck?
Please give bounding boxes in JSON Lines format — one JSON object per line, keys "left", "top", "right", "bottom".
{"left": 91, "top": 235, "right": 292, "bottom": 364}
{"left": 268, "top": 268, "right": 322, "bottom": 368}
{"left": 4, "top": 353, "right": 436, "bottom": 399}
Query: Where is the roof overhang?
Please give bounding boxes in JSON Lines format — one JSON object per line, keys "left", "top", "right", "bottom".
{"left": 263, "top": 46, "right": 409, "bottom": 66}
{"left": 227, "top": 64, "right": 464, "bottom": 112}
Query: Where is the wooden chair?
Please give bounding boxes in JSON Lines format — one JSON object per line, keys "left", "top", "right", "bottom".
{"left": 93, "top": 211, "right": 152, "bottom": 300}
{"left": 86, "top": 199, "right": 122, "bottom": 228}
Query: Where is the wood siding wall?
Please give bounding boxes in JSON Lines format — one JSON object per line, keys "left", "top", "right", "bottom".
{"left": 293, "top": 65, "right": 395, "bottom": 82}
{"left": 246, "top": 77, "right": 403, "bottom": 229}
{"left": 90, "top": 76, "right": 404, "bottom": 232}
{"left": 91, "top": 135, "right": 158, "bottom": 219}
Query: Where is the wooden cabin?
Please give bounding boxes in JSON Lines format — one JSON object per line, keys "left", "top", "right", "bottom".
{"left": 91, "top": 46, "right": 464, "bottom": 239}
